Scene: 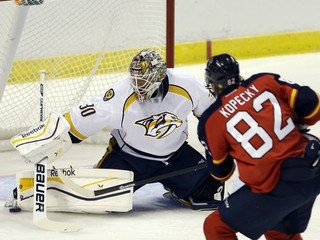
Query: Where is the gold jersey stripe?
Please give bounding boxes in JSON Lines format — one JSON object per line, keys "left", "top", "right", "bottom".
{"left": 64, "top": 112, "right": 87, "bottom": 140}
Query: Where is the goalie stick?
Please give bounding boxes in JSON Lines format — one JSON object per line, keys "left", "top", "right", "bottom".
{"left": 33, "top": 158, "right": 83, "bottom": 232}
{"left": 58, "top": 162, "right": 207, "bottom": 198}
{"left": 32, "top": 70, "right": 83, "bottom": 232}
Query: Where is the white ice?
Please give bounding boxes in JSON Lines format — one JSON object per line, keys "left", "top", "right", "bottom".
{"left": 1, "top": 53, "right": 320, "bottom": 239}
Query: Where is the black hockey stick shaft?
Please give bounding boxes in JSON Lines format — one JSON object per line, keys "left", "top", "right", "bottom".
{"left": 93, "top": 162, "right": 207, "bottom": 196}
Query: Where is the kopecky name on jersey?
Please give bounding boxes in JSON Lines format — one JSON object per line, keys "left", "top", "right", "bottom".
{"left": 219, "top": 84, "right": 259, "bottom": 119}
{"left": 21, "top": 123, "right": 45, "bottom": 138}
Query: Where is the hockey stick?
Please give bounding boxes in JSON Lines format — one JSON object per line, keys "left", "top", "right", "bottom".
{"left": 58, "top": 162, "right": 207, "bottom": 198}
{"left": 32, "top": 70, "right": 83, "bottom": 232}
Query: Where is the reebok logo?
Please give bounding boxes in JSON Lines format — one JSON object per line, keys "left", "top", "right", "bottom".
{"left": 50, "top": 166, "right": 76, "bottom": 177}
{"left": 21, "top": 124, "right": 45, "bottom": 138}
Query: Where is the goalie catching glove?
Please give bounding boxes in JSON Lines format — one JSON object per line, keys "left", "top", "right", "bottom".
{"left": 10, "top": 112, "right": 72, "bottom": 164}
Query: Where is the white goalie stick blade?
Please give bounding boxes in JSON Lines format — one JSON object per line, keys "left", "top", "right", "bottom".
{"left": 55, "top": 168, "right": 133, "bottom": 198}
{"left": 57, "top": 163, "right": 207, "bottom": 198}
{"left": 57, "top": 169, "right": 95, "bottom": 197}
{"left": 33, "top": 157, "right": 84, "bottom": 232}
{"left": 34, "top": 217, "right": 84, "bottom": 233}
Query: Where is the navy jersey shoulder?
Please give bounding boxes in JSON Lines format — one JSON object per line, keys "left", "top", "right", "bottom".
{"left": 198, "top": 97, "right": 222, "bottom": 141}
{"left": 244, "top": 72, "right": 302, "bottom": 89}
{"left": 242, "top": 72, "right": 280, "bottom": 86}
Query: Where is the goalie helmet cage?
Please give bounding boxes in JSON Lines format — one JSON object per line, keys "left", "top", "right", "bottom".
{"left": 0, "top": 0, "right": 175, "bottom": 151}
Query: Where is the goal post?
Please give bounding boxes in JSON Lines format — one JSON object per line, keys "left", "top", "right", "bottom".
{"left": 0, "top": 0, "right": 174, "bottom": 150}
{"left": 0, "top": 4, "right": 29, "bottom": 106}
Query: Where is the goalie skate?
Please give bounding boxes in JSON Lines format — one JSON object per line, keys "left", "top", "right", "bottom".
{"left": 163, "top": 191, "right": 221, "bottom": 211}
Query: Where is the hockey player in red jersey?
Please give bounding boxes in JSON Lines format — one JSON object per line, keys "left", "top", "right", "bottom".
{"left": 198, "top": 53, "right": 320, "bottom": 239}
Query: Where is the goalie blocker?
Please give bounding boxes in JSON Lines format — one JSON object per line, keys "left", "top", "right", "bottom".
{"left": 16, "top": 167, "right": 134, "bottom": 213}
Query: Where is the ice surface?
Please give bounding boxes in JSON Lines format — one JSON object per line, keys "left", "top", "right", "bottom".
{"left": 1, "top": 53, "right": 320, "bottom": 239}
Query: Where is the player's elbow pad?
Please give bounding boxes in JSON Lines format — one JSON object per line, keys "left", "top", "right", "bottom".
{"left": 209, "top": 154, "right": 235, "bottom": 181}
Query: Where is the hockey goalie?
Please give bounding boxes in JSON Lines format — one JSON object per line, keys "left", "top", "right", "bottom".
{"left": 6, "top": 112, "right": 134, "bottom": 214}
{"left": 6, "top": 49, "right": 227, "bottom": 216}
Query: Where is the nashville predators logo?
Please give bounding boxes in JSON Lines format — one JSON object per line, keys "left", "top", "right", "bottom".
{"left": 135, "top": 112, "right": 183, "bottom": 139}
{"left": 103, "top": 88, "right": 115, "bottom": 101}
{"left": 140, "top": 61, "right": 150, "bottom": 74}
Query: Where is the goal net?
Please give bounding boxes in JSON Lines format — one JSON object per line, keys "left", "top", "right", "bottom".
{"left": 0, "top": 0, "right": 170, "bottom": 150}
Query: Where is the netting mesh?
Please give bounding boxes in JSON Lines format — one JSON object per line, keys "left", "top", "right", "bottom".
{"left": 0, "top": 0, "right": 166, "bottom": 149}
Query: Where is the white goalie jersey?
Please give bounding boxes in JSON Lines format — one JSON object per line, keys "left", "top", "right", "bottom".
{"left": 64, "top": 68, "right": 215, "bottom": 161}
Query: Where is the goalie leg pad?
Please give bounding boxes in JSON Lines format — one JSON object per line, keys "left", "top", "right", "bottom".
{"left": 16, "top": 167, "right": 134, "bottom": 213}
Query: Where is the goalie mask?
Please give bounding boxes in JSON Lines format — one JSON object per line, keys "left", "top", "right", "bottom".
{"left": 205, "top": 53, "right": 242, "bottom": 97}
{"left": 129, "top": 49, "right": 167, "bottom": 102}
